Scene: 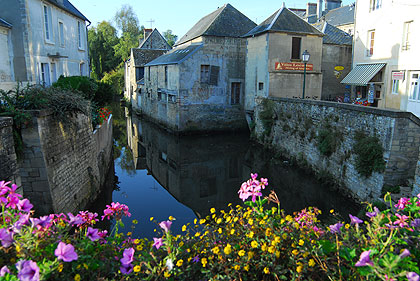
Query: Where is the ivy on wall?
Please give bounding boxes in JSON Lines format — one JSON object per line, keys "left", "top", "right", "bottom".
{"left": 353, "top": 131, "right": 386, "bottom": 178}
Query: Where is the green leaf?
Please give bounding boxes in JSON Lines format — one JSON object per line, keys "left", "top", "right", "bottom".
{"left": 318, "top": 239, "right": 336, "bottom": 255}
{"left": 340, "top": 247, "right": 357, "bottom": 261}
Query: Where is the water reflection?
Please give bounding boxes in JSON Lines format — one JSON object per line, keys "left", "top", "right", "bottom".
{"left": 116, "top": 110, "right": 360, "bottom": 238}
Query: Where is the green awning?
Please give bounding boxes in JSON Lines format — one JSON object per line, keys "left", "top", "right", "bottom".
{"left": 341, "top": 63, "right": 386, "bottom": 86}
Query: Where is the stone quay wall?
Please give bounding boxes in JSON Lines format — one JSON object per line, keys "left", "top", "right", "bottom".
{"left": 0, "top": 117, "right": 21, "bottom": 190}
{"left": 253, "top": 97, "right": 420, "bottom": 201}
{"left": 19, "top": 110, "right": 113, "bottom": 214}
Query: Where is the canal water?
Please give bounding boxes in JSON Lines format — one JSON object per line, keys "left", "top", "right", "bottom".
{"left": 93, "top": 104, "right": 361, "bottom": 239}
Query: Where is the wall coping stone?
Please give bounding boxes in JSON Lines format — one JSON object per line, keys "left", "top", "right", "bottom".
{"left": 260, "top": 97, "right": 420, "bottom": 127}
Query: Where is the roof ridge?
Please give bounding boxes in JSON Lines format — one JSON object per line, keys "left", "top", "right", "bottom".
{"left": 267, "top": 8, "right": 283, "bottom": 31}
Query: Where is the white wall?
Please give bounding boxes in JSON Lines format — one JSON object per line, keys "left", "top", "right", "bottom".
{"left": 27, "top": 0, "right": 89, "bottom": 85}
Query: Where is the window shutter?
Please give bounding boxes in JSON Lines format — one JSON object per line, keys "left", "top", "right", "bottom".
{"left": 209, "top": 66, "right": 219, "bottom": 86}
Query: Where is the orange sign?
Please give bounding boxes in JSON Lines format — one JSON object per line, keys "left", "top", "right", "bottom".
{"left": 275, "top": 62, "right": 313, "bottom": 71}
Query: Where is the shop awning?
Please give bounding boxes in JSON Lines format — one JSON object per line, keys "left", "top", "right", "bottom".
{"left": 340, "top": 63, "right": 386, "bottom": 86}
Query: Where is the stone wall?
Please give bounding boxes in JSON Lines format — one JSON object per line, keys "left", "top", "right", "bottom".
{"left": 253, "top": 97, "right": 420, "bottom": 201}
{"left": 19, "top": 110, "right": 113, "bottom": 214}
{"left": 0, "top": 117, "right": 21, "bottom": 191}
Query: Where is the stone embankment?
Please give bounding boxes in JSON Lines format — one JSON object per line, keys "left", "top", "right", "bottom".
{"left": 252, "top": 97, "right": 420, "bottom": 201}
{"left": 0, "top": 110, "right": 113, "bottom": 214}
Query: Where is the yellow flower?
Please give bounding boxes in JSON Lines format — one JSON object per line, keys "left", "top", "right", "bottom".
{"left": 280, "top": 218, "right": 285, "bottom": 224}
{"left": 292, "top": 249, "right": 299, "bottom": 256}
{"left": 164, "top": 271, "right": 171, "bottom": 278}
{"left": 198, "top": 219, "right": 205, "bottom": 224}
{"left": 251, "top": 241, "right": 258, "bottom": 248}
{"left": 194, "top": 218, "right": 197, "bottom": 224}
{"left": 261, "top": 243, "right": 268, "bottom": 252}
{"left": 247, "top": 231, "right": 254, "bottom": 238}
{"left": 230, "top": 229, "right": 235, "bottom": 235}
{"left": 132, "top": 219, "right": 138, "bottom": 224}
{"left": 179, "top": 241, "right": 184, "bottom": 247}
{"left": 169, "top": 216, "right": 175, "bottom": 221}
{"left": 345, "top": 224, "right": 350, "bottom": 229}
{"left": 212, "top": 246, "right": 220, "bottom": 254}
{"left": 58, "top": 264, "right": 63, "bottom": 272}
{"left": 292, "top": 243, "right": 296, "bottom": 248}
{"left": 275, "top": 250, "right": 280, "bottom": 258}
{"left": 136, "top": 245, "right": 143, "bottom": 251}
{"left": 259, "top": 219, "right": 266, "bottom": 225}
{"left": 298, "top": 239, "right": 304, "bottom": 246}
{"left": 309, "top": 259, "right": 315, "bottom": 267}
{"left": 216, "top": 218, "right": 222, "bottom": 224}
{"left": 127, "top": 232, "right": 132, "bottom": 236}
{"left": 286, "top": 215, "right": 293, "bottom": 222}
{"left": 149, "top": 217, "right": 154, "bottom": 221}
{"left": 83, "top": 263, "right": 88, "bottom": 270}
{"left": 296, "top": 266, "right": 303, "bottom": 273}
{"left": 74, "top": 274, "right": 81, "bottom": 281}
{"left": 234, "top": 264, "right": 240, "bottom": 270}
{"left": 226, "top": 216, "right": 232, "bottom": 223}
{"left": 224, "top": 244, "right": 232, "bottom": 255}
{"left": 265, "top": 228, "right": 272, "bottom": 237}
{"left": 233, "top": 217, "right": 238, "bottom": 222}
{"left": 210, "top": 207, "right": 216, "bottom": 213}
{"left": 218, "top": 228, "right": 222, "bottom": 234}
{"left": 134, "top": 265, "right": 141, "bottom": 272}
{"left": 176, "top": 259, "right": 183, "bottom": 267}
{"left": 244, "top": 264, "right": 250, "bottom": 271}
{"left": 303, "top": 252, "right": 309, "bottom": 258}
{"left": 248, "top": 251, "right": 254, "bottom": 260}
{"left": 195, "top": 232, "right": 201, "bottom": 237}
{"left": 268, "top": 246, "right": 275, "bottom": 254}
{"left": 134, "top": 239, "right": 140, "bottom": 244}
{"left": 263, "top": 267, "right": 270, "bottom": 274}
{"left": 282, "top": 233, "right": 287, "bottom": 239}
{"left": 201, "top": 258, "right": 208, "bottom": 267}
{"left": 248, "top": 218, "right": 253, "bottom": 225}
{"left": 238, "top": 249, "right": 245, "bottom": 257}
{"left": 330, "top": 209, "right": 334, "bottom": 214}
{"left": 180, "top": 224, "right": 186, "bottom": 232}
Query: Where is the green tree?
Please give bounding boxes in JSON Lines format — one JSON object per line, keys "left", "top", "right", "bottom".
{"left": 163, "top": 29, "right": 178, "bottom": 47}
{"left": 88, "top": 21, "right": 119, "bottom": 79}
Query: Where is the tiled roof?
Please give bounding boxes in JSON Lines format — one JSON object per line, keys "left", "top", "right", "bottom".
{"left": 313, "top": 21, "right": 352, "bottom": 45}
{"left": 45, "top": 0, "right": 89, "bottom": 22}
{"left": 132, "top": 49, "right": 168, "bottom": 66}
{"left": 145, "top": 44, "right": 203, "bottom": 66}
{"left": 324, "top": 5, "right": 354, "bottom": 27}
{"left": 139, "top": 28, "right": 172, "bottom": 50}
{"left": 0, "top": 18, "right": 12, "bottom": 28}
{"left": 243, "top": 7, "right": 323, "bottom": 37}
{"left": 175, "top": 4, "right": 256, "bottom": 46}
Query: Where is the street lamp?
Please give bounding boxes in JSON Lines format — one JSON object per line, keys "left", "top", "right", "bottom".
{"left": 302, "top": 50, "right": 310, "bottom": 99}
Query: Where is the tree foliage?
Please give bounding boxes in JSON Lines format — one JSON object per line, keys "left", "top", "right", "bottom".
{"left": 163, "top": 29, "right": 178, "bottom": 47}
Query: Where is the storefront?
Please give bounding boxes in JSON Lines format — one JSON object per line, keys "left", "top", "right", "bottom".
{"left": 340, "top": 63, "right": 386, "bottom": 107}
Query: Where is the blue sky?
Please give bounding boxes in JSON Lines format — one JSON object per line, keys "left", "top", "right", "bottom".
{"left": 70, "top": 0, "right": 354, "bottom": 38}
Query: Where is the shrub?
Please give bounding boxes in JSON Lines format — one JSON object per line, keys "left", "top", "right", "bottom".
{"left": 101, "top": 67, "right": 124, "bottom": 95}
{"left": 353, "top": 131, "right": 386, "bottom": 178}
{"left": 317, "top": 124, "right": 342, "bottom": 157}
{"left": 258, "top": 99, "right": 276, "bottom": 137}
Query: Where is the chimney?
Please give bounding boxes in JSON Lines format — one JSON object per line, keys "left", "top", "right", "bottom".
{"left": 144, "top": 29, "right": 152, "bottom": 40}
{"left": 325, "top": 0, "right": 342, "bottom": 12}
{"left": 317, "top": 0, "right": 323, "bottom": 21}
{"left": 306, "top": 3, "right": 317, "bottom": 23}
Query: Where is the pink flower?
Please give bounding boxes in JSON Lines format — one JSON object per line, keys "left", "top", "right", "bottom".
{"left": 399, "top": 249, "right": 410, "bottom": 258}
{"left": 16, "top": 260, "right": 40, "bottom": 281}
{"left": 153, "top": 237, "right": 163, "bottom": 249}
{"left": 54, "top": 242, "right": 78, "bottom": 262}
{"left": 86, "top": 227, "right": 101, "bottom": 241}
{"left": 0, "top": 265, "right": 10, "bottom": 277}
{"left": 17, "top": 199, "right": 33, "bottom": 213}
{"left": 349, "top": 214, "right": 363, "bottom": 225}
{"left": 355, "top": 250, "right": 374, "bottom": 267}
{"left": 395, "top": 197, "right": 410, "bottom": 210}
{"left": 407, "top": 272, "right": 420, "bottom": 281}
{"left": 120, "top": 248, "right": 134, "bottom": 265}
{"left": 393, "top": 213, "right": 409, "bottom": 228}
{"left": 67, "top": 212, "right": 84, "bottom": 226}
{"left": 101, "top": 202, "right": 131, "bottom": 221}
{"left": 159, "top": 220, "right": 172, "bottom": 233}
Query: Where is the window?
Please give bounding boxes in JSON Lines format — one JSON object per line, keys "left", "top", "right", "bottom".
{"left": 231, "top": 82, "right": 241, "bottom": 104}
{"left": 370, "top": 0, "right": 381, "bottom": 11}
{"left": 258, "top": 82, "right": 264, "bottom": 90}
{"left": 409, "top": 73, "right": 419, "bottom": 100}
{"left": 291, "top": 37, "right": 301, "bottom": 60}
{"left": 402, "top": 21, "right": 412, "bottom": 51}
{"left": 77, "top": 22, "right": 83, "bottom": 49}
{"left": 43, "top": 5, "right": 53, "bottom": 42}
{"left": 40, "top": 63, "right": 50, "bottom": 86}
{"left": 135, "top": 67, "right": 144, "bottom": 81}
{"left": 367, "top": 30, "right": 375, "bottom": 56}
{"left": 391, "top": 80, "right": 399, "bottom": 95}
{"left": 200, "top": 65, "right": 219, "bottom": 85}
{"left": 58, "top": 21, "right": 64, "bottom": 47}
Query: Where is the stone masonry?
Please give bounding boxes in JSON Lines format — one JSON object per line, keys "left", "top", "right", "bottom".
{"left": 253, "top": 97, "right": 420, "bottom": 201}
{"left": 0, "top": 117, "right": 21, "bottom": 191}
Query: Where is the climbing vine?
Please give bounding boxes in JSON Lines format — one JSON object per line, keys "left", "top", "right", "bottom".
{"left": 353, "top": 130, "right": 386, "bottom": 178}
{"left": 258, "top": 99, "right": 276, "bottom": 137}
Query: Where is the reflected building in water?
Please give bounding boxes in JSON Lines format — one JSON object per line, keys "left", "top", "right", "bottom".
{"left": 126, "top": 110, "right": 360, "bottom": 219}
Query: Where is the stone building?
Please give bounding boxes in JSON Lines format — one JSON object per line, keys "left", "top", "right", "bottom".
{"left": 341, "top": 0, "right": 420, "bottom": 115}
{"left": 124, "top": 28, "right": 171, "bottom": 109}
{"left": 243, "top": 7, "right": 323, "bottom": 117}
{"left": 141, "top": 4, "right": 256, "bottom": 132}
{"left": 313, "top": 21, "right": 352, "bottom": 101}
{"left": 0, "top": 18, "right": 14, "bottom": 89}
{"left": 0, "top": 0, "right": 90, "bottom": 90}
{"left": 323, "top": 4, "right": 355, "bottom": 35}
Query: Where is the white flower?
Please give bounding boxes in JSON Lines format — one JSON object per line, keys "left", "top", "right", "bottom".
{"left": 165, "top": 258, "right": 174, "bottom": 271}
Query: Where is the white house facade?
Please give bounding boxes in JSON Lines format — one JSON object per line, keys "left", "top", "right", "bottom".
{"left": 0, "top": 0, "right": 90, "bottom": 90}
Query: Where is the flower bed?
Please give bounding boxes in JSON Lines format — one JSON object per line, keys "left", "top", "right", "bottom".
{"left": 1, "top": 175, "right": 419, "bottom": 280}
